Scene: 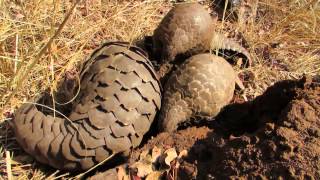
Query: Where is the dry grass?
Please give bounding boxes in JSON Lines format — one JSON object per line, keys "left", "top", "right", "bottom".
{"left": 0, "top": 0, "right": 319, "bottom": 179}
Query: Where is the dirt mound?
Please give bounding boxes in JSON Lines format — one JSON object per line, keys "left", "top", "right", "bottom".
{"left": 129, "top": 76, "right": 320, "bottom": 179}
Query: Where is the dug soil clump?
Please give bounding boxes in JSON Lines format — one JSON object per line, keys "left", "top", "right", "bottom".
{"left": 131, "top": 76, "right": 320, "bottom": 179}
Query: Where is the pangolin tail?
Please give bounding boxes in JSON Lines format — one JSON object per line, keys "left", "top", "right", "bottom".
{"left": 210, "top": 33, "right": 253, "bottom": 67}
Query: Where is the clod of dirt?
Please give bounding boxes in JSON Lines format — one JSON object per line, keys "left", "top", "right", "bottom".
{"left": 158, "top": 53, "right": 237, "bottom": 132}
{"left": 133, "top": 76, "right": 320, "bottom": 179}
{"left": 11, "top": 42, "right": 162, "bottom": 171}
{"left": 152, "top": 2, "right": 252, "bottom": 66}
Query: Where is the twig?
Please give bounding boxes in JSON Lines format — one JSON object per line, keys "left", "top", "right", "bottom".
{"left": 74, "top": 153, "right": 116, "bottom": 179}
{"left": 6, "top": 151, "right": 12, "bottom": 180}
{"left": 14, "top": 34, "right": 19, "bottom": 74}
{"left": 50, "top": 171, "right": 70, "bottom": 180}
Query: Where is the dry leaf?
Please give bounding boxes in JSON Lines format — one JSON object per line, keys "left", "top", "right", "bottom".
{"left": 164, "top": 148, "right": 177, "bottom": 166}
{"left": 117, "top": 166, "right": 129, "bottom": 180}
{"left": 131, "top": 162, "right": 153, "bottom": 178}
{"left": 236, "top": 57, "right": 243, "bottom": 67}
{"left": 178, "top": 150, "right": 188, "bottom": 159}
{"left": 151, "top": 146, "right": 162, "bottom": 163}
{"left": 146, "top": 171, "right": 163, "bottom": 180}
{"left": 139, "top": 150, "right": 152, "bottom": 162}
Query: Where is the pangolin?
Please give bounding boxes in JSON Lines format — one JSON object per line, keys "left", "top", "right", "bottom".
{"left": 152, "top": 2, "right": 252, "bottom": 66}
{"left": 11, "top": 42, "right": 162, "bottom": 170}
{"left": 158, "top": 53, "right": 236, "bottom": 132}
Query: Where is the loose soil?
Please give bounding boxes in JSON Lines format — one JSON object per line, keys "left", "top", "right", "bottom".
{"left": 129, "top": 76, "right": 320, "bottom": 179}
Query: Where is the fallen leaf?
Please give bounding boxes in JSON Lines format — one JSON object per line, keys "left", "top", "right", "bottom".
{"left": 145, "top": 171, "right": 163, "bottom": 180}
{"left": 178, "top": 150, "right": 188, "bottom": 159}
{"left": 164, "top": 148, "right": 177, "bottom": 166}
{"left": 151, "top": 146, "right": 162, "bottom": 163}
{"left": 236, "top": 57, "right": 243, "bottom": 67}
{"left": 130, "top": 162, "right": 153, "bottom": 178}
{"left": 117, "top": 166, "right": 129, "bottom": 180}
{"left": 139, "top": 149, "right": 152, "bottom": 162}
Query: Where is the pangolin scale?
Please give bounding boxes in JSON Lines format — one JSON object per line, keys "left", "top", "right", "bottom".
{"left": 153, "top": 2, "right": 252, "bottom": 66}
{"left": 158, "top": 53, "right": 236, "bottom": 132}
{"left": 12, "top": 42, "right": 162, "bottom": 170}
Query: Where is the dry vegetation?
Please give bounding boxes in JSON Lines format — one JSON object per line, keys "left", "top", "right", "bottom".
{"left": 0, "top": 0, "right": 319, "bottom": 179}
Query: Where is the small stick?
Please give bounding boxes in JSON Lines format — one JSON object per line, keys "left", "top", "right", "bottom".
{"left": 74, "top": 153, "right": 116, "bottom": 179}
{"left": 5, "top": 150, "right": 12, "bottom": 180}
{"left": 14, "top": 34, "right": 19, "bottom": 74}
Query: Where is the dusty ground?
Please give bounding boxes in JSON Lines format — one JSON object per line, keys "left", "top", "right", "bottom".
{"left": 0, "top": 0, "right": 319, "bottom": 179}
{"left": 128, "top": 76, "right": 320, "bottom": 179}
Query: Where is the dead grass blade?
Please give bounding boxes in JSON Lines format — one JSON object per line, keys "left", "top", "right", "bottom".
{"left": 6, "top": 151, "right": 12, "bottom": 180}
{"left": 0, "top": 0, "right": 81, "bottom": 115}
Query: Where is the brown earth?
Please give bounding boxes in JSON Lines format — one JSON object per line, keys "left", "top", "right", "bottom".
{"left": 129, "top": 76, "right": 320, "bottom": 179}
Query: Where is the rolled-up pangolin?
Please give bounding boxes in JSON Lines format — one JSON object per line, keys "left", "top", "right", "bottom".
{"left": 12, "top": 42, "right": 162, "bottom": 170}
{"left": 152, "top": 2, "right": 252, "bottom": 66}
{"left": 158, "top": 53, "right": 236, "bottom": 132}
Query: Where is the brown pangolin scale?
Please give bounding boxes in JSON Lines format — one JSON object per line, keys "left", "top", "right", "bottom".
{"left": 12, "top": 42, "right": 162, "bottom": 170}
{"left": 158, "top": 53, "right": 236, "bottom": 132}
{"left": 153, "top": 2, "right": 252, "bottom": 66}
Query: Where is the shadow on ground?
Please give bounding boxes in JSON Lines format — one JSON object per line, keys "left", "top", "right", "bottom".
{"left": 129, "top": 76, "right": 320, "bottom": 179}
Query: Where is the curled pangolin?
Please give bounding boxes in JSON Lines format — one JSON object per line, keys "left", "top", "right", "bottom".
{"left": 12, "top": 42, "right": 162, "bottom": 170}
{"left": 158, "top": 53, "right": 236, "bottom": 132}
{"left": 152, "top": 2, "right": 252, "bottom": 66}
